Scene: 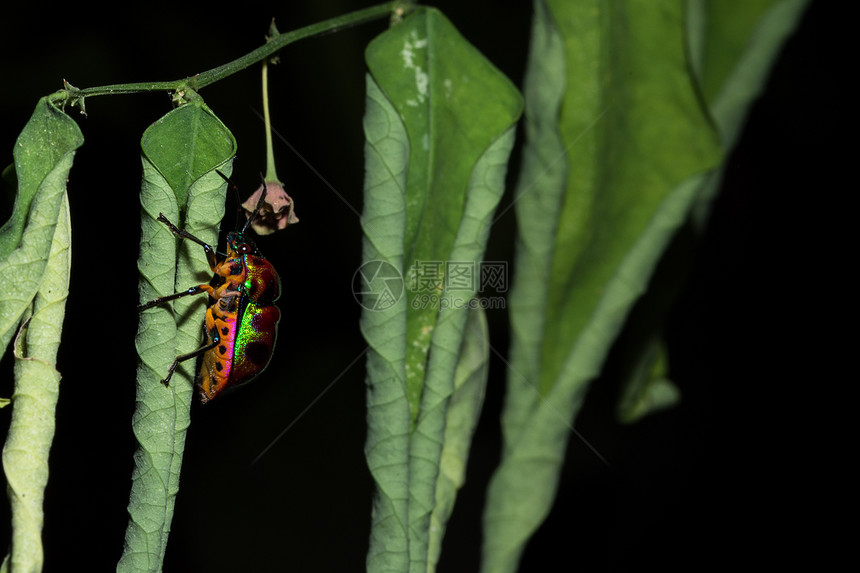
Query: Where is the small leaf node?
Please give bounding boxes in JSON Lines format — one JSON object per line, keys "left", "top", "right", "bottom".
{"left": 52, "top": 79, "right": 86, "bottom": 115}
{"left": 171, "top": 84, "right": 201, "bottom": 107}
{"left": 265, "top": 18, "right": 282, "bottom": 65}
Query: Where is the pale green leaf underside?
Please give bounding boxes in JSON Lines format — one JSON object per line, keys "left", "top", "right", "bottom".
{"left": 119, "top": 100, "right": 235, "bottom": 573}
{"left": 2, "top": 192, "right": 72, "bottom": 573}
{"left": 361, "top": 75, "right": 412, "bottom": 573}
{"left": 427, "top": 306, "right": 489, "bottom": 572}
{"left": 0, "top": 99, "right": 82, "bottom": 356}
{"left": 366, "top": 7, "right": 522, "bottom": 427}
{"left": 362, "top": 7, "right": 522, "bottom": 573}
{"left": 0, "top": 98, "right": 80, "bottom": 572}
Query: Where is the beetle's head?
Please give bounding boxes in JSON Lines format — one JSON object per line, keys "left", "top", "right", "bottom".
{"left": 226, "top": 231, "right": 260, "bottom": 257}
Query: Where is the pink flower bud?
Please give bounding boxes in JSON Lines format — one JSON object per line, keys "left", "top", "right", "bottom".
{"left": 241, "top": 181, "right": 299, "bottom": 235}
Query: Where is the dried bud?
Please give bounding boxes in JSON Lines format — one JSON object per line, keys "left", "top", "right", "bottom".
{"left": 241, "top": 181, "right": 299, "bottom": 235}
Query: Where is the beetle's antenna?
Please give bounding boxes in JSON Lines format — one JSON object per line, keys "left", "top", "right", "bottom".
{"left": 215, "top": 170, "right": 269, "bottom": 234}
{"left": 215, "top": 169, "right": 240, "bottom": 194}
{"left": 239, "top": 173, "right": 268, "bottom": 234}
{"left": 215, "top": 169, "right": 244, "bottom": 229}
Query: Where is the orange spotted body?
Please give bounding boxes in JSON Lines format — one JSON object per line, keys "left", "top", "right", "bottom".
{"left": 195, "top": 236, "right": 281, "bottom": 402}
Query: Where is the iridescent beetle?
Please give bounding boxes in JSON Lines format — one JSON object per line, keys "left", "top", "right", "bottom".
{"left": 138, "top": 171, "right": 281, "bottom": 403}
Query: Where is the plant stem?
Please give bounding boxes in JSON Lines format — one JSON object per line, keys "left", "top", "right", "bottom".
{"left": 54, "top": 2, "right": 410, "bottom": 103}
{"left": 261, "top": 58, "right": 280, "bottom": 185}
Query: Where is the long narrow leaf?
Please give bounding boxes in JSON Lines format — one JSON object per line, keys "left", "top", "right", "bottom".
{"left": 1, "top": 97, "right": 81, "bottom": 573}
{"left": 0, "top": 99, "right": 82, "bottom": 355}
{"left": 483, "top": 1, "right": 723, "bottom": 571}
{"left": 361, "top": 8, "right": 522, "bottom": 572}
{"left": 361, "top": 74, "right": 412, "bottom": 573}
{"left": 614, "top": 0, "right": 811, "bottom": 424}
{"left": 2, "top": 193, "right": 72, "bottom": 573}
{"left": 119, "top": 99, "right": 234, "bottom": 573}
{"left": 427, "top": 306, "right": 489, "bottom": 572}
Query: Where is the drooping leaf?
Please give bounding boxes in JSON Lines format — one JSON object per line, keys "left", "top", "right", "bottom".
{"left": 616, "top": 337, "right": 680, "bottom": 424}
{"left": 360, "top": 74, "right": 411, "bottom": 573}
{"left": 361, "top": 8, "right": 522, "bottom": 572}
{"left": 427, "top": 306, "right": 489, "bottom": 572}
{"left": 139, "top": 99, "right": 236, "bottom": 208}
{"left": 2, "top": 191, "right": 72, "bottom": 573}
{"left": 0, "top": 97, "right": 80, "bottom": 571}
{"left": 366, "top": 8, "right": 522, "bottom": 427}
{"left": 481, "top": 1, "right": 810, "bottom": 571}
{"left": 119, "top": 99, "right": 235, "bottom": 573}
{"left": 688, "top": 0, "right": 812, "bottom": 226}
{"left": 0, "top": 98, "right": 83, "bottom": 355}
{"left": 614, "top": 0, "right": 811, "bottom": 424}
{"left": 482, "top": 1, "right": 722, "bottom": 570}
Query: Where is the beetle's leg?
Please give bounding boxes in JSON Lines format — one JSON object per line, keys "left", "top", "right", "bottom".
{"left": 156, "top": 213, "right": 223, "bottom": 270}
{"left": 137, "top": 284, "right": 215, "bottom": 312}
{"left": 160, "top": 338, "right": 220, "bottom": 387}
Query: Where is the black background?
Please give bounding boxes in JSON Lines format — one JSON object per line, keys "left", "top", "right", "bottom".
{"left": 0, "top": 2, "right": 838, "bottom": 571}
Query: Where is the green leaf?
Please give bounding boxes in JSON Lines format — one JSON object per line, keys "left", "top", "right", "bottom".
{"left": 688, "top": 0, "right": 811, "bottom": 226}
{"left": 0, "top": 98, "right": 80, "bottom": 572}
{"left": 0, "top": 98, "right": 83, "bottom": 355}
{"left": 613, "top": 0, "right": 810, "bottom": 426}
{"left": 616, "top": 337, "right": 680, "bottom": 424}
{"left": 140, "top": 99, "right": 236, "bottom": 207}
{"left": 481, "top": 1, "right": 810, "bottom": 571}
{"left": 1, "top": 190, "right": 72, "bottom": 573}
{"left": 482, "top": 1, "right": 722, "bottom": 571}
{"left": 360, "top": 74, "right": 411, "bottom": 573}
{"left": 361, "top": 8, "right": 522, "bottom": 572}
{"left": 366, "top": 8, "right": 522, "bottom": 427}
{"left": 119, "top": 100, "right": 235, "bottom": 573}
{"left": 427, "top": 306, "right": 489, "bottom": 572}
